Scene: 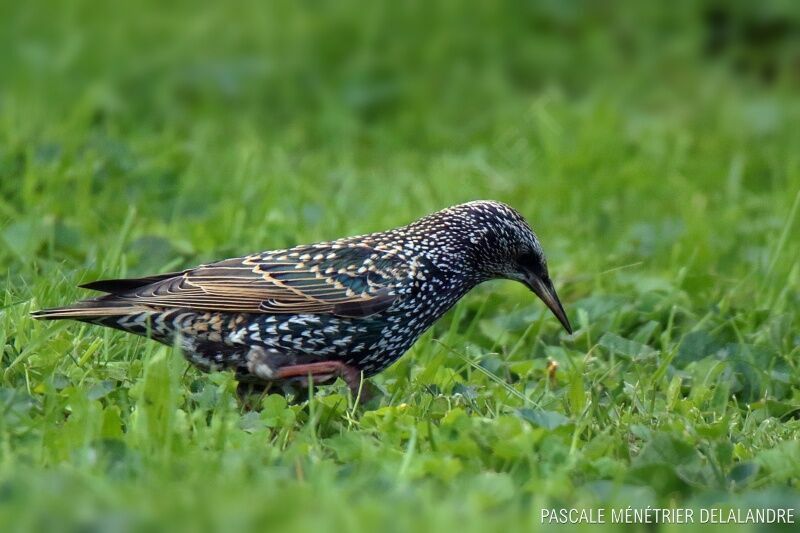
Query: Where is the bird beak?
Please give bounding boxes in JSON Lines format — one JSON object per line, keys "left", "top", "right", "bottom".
{"left": 525, "top": 275, "right": 573, "bottom": 334}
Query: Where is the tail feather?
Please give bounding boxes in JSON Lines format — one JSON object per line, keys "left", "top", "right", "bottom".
{"left": 34, "top": 271, "right": 182, "bottom": 320}
{"left": 79, "top": 270, "right": 187, "bottom": 294}
{"left": 31, "top": 298, "right": 148, "bottom": 320}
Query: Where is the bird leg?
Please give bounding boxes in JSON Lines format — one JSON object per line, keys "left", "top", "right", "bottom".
{"left": 236, "top": 380, "right": 272, "bottom": 409}
{"left": 241, "top": 346, "right": 366, "bottom": 399}
{"left": 274, "top": 361, "right": 365, "bottom": 398}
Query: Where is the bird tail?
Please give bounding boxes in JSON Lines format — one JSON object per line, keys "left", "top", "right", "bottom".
{"left": 31, "top": 298, "right": 147, "bottom": 320}
{"left": 31, "top": 272, "right": 180, "bottom": 321}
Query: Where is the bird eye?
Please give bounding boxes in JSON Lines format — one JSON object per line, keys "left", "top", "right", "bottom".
{"left": 517, "top": 251, "right": 534, "bottom": 266}
{"left": 518, "top": 251, "right": 546, "bottom": 278}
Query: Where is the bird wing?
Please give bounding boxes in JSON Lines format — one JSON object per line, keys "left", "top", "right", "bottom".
{"left": 99, "top": 244, "right": 409, "bottom": 318}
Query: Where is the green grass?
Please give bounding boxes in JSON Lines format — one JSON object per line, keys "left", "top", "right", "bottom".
{"left": 2, "top": 1, "right": 800, "bottom": 531}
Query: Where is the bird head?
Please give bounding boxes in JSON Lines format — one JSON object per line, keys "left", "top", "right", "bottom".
{"left": 506, "top": 242, "right": 572, "bottom": 335}
{"left": 447, "top": 201, "right": 573, "bottom": 334}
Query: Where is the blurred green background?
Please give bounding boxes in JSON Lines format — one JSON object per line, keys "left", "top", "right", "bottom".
{"left": 1, "top": 1, "right": 799, "bottom": 532}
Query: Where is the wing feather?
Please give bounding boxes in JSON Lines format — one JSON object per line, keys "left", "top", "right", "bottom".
{"left": 102, "top": 244, "right": 408, "bottom": 318}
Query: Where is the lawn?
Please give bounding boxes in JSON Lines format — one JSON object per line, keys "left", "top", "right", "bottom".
{"left": 1, "top": 1, "right": 799, "bottom": 532}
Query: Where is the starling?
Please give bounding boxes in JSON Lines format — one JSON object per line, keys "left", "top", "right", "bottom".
{"left": 32, "top": 200, "right": 571, "bottom": 397}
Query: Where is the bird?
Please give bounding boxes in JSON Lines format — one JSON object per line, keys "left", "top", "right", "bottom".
{"left": 32, "top": 200, "right": 572, "bottom": 398}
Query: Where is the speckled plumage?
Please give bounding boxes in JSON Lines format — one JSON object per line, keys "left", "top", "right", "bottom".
{"left": 33, "top": 200, "right": 571, "bottom": 393}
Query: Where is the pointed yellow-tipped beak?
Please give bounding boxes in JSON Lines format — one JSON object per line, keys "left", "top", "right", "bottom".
{"left": 526, "top": 276, "right": 572, "bottom": 334}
